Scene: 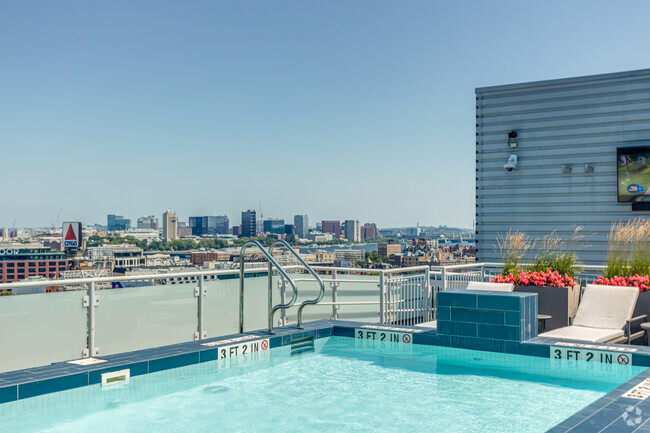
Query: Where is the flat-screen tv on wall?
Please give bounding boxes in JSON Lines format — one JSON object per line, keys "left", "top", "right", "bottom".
{"left": 618, "top": 146, "right": 650, "bottom": 203}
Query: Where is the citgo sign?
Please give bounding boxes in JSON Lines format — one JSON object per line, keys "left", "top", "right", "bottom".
{"left": 62, "top": 222, "right": 82, "bottom": 248}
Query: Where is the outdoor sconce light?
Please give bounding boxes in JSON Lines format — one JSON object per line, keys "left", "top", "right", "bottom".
{"left": 508, "top": 130, "right": 518, "bottom": 148}
{"left": 562, "top": 165, "right": 571, "bottom": 174}
{"left": 585, "top": 164, "right": 593, "bottom": 173}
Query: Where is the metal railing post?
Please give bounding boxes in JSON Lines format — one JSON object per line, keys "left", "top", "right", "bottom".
{"left": 239, "top": 256, "right": 245, "bottom": 333}
{"left": 268, "top": 260, "right": 273, "bottom": 331}
{"left": 425, "top": 267, "right": 432, "bottom": 322}
{"left": 88, "top": 281, "right": 97, "bottom": 357}
{"left": 441, "top": 267, "right": 447, "bottom": 291}
{"left": 379, "top": 271, "right": 385, "bottom": 324}
{"left": 331, "top": 270, "right": 338, "bottom": 320}
{"left": 280, "top": 277, "right": 287, "bottom": 326}
{"left": 480, "top": 265, "right": 486, "bottom": 282}
{"left": 198, "top": 274, "right": 205, "bottom": 340}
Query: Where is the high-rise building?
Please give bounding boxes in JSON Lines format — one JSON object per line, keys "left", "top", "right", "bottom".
{"left": 379, "top": 243, "right": 402, "bottom": 257}
{"left": 232, "top": 225, "right": 242, "bottom": 236}
{"left": 189, "top": 216, "right": 229, "bottom": 236}
{"left": 162, "top": 210, "right": 178, "bottom": 242}
{"left": 284, "top": 224, "right": 296, "bottom": 235}
{"left": 137, "top": 216, "right": 159, "bottom": 230}
{"left": 241, "top": 210, "right": 257, "bottom": 237}
{"left": 361, "top": 223, "right": 378, "bottom": 240}
{"left": 263, "top": 219, "right": 285, "bottom": 235}
{"left": 294, "top": 215, "right": 308, "bottom": 238}
{"left": 344, "top": 220, "right": 361, "bottom": 242}
{"left": 322, "top": 220, "right": 342, "bottom": 239}
{"left": 107, "top": 214, "right": 131, "bottom": 231}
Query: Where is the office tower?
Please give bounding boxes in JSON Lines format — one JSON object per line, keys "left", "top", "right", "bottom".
{"left": 137, "top": 216, "right": 159, "bottom": 230}
{"left": 263, "top": 219, "right": 285, "bottom": 235}
{"left": 294, "top": 215, "right": 308, "bottom": 238}
{"left": 107, "top": 214, "right": 131, "bottom": 231}
{"left": 162, "top": 210, "right": 178, "bottom": 242}
{"left": 361, "top": 223, "right": 378, "bottom": 240}
{"left": 189, "top": 216, "right": 230, "bottom": 236}
{"left": 344, "top": 220, "right": 361, "bottom": 242}
{"left": 241, "top": 210, "right": 257, "bottom": 237}
{"left": 322, "top": 220, "right": 342, "bottom": 239}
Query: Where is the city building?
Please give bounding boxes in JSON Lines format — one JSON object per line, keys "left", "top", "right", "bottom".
{"left": 137, "top": 216, "right": 159, "bottom": 230}
{"left": 294, "top": 215, "right": 308, "bottom": 238}
{"left": 344, "top": 220, "right": 361, "bottom": 242}
{"left": 321, "top": 220, "right": 342, "bottom": 239}
{"left": 241, "top": 210, "right": 257, "bottom": 237}
{"left": 378, "top": 243, "right": 401, "bottom": 257}
{"left": 0, "top": 244, "right": 69, "bottom": 284}
{"left": 361, "top": 223, "right": 378, "bottom": 240}
{"left": 284, "top": 224, "right": 296, "bottom": 235}
{"left": 475, "top": 69, "right": 650, "bottom": 265}
{"left": 190, "top": 251, "right": 231, "bottom": 265}
{"left": 411, "top": 238, "right": 438, "bottom": 250}
{"left": 332, "top": 249, "right": 364, "bottom": 262}
{"left": 232, "top": 226, "right": 242, "bottom": 236}
{"left": 162, "top": 210, "right": 178, "bottom": 242}
{"left": 111, "top": 245, "right": 146, "bottom": 269}
{"left": 263, "top": 219, "right": 285, "bottom": 235}
{"left": 107, "top": 214, "right": 131, "bottom": 231}
{"left": 309, "top": 231, "right": 334, "bottom": 242}
{"left": 177, "top": 225, "right": 192, "bottom": 237}
{"left": 189, "top": 216, "right": 229, "bottom": 236}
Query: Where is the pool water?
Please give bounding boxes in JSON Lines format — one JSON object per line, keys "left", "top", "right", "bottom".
{"left": 0, "top": 336, "right": 644, "bottom": 433}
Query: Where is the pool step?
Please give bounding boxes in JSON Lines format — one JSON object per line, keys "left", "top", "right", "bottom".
{"left": 291, "top": 336, "right": 314, "bottom": 355}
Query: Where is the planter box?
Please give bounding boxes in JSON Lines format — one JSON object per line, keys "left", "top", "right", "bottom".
{"left": 514, "top": 285, "right": 580, "bottom": 332}
{"left": 633, "top": 290, "right": 650, "bottom": 322}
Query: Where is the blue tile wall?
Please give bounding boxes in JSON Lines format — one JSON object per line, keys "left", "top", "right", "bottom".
{"left": 437, "top": 290, "right": 538, "bottom": 352}
{"left": 0, "top": 385, "right": 17, "bottom": 404}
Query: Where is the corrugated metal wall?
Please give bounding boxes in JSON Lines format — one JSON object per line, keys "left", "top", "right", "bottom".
{"left": 475, "top": 69, "right": 650, "bottom": 265}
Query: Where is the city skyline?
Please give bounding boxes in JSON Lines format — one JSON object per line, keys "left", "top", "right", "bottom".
{"left": 3, "top": 2, "right": 650, "bottom": 228}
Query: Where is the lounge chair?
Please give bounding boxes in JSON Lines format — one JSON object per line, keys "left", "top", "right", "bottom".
{"left": 466, "top": 281, "right": 514, "bottom": 292}
{"left": 539, "top": 284, "right": 646, "bottom": 344}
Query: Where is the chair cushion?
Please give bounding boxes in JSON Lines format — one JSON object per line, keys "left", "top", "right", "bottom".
{"left": 572, "top": 284, "right": 639, "bottom": 329}
{"left": 466, "top": 282, "right": 514, "bottom": 292}
{"left": 539, "top": 325, "right": 625, "bottom": 343}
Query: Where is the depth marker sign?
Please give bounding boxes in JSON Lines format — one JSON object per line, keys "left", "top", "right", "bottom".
{"left": 355, "top": 328, "right": 413, "bottom": 344}
{"left": 551, "top": 346, "right": 631, "bottom": 367}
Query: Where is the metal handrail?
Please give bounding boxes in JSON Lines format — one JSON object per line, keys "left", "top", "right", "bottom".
{"left": 269, "top": 240, "right": 325, "bottom": 328}
{"left": 238, "top": 240, "right": 298, "bottom": 333}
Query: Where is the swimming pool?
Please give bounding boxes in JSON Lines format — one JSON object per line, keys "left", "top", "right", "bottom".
{"left": 0, "top": 336, "right": 643, "bottom": 433}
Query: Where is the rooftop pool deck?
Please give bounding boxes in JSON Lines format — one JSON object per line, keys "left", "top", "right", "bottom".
{"left": 4, "top": 289, "right": 650, "bottom": 432}
{"left": 3, "top": 317, "right": 650, "bottom": 432}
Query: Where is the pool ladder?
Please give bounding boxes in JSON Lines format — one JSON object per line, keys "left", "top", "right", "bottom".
{"left": 238, "top": 240, "right": 325, "bottom": 334}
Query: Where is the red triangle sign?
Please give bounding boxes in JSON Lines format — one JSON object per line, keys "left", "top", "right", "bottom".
{"left": 65, "top": 225, "right": 77, "bottom": 241}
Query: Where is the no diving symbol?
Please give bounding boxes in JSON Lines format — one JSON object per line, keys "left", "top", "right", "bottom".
{"left": 402, "top": 334, "right": 411, "bottom": 344}
{"left": 261, "top": 340, "right": 268, "bottom": 350}
{"left": 618, "top": 354, "right": 630, "bottom": 365}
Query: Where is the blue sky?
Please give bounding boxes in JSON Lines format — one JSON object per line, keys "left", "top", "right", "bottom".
{"left": 2, "top": 1, "right": 650, "bottom": 229}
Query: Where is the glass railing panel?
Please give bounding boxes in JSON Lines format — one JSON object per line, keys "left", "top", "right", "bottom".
{"left": 334, "top": 273, "right": 380, "bottom": 323}
{"left": 0, "top": 291, "right": 87, "bottom": 372}
{"left": 203, "top": 277, "right": 239, "bottom": 337}
{"left": 94, "top": 283, "right": 197, "bottom": 356}
{"left": 282, "top": 273, "right": 380, "bottom": 324}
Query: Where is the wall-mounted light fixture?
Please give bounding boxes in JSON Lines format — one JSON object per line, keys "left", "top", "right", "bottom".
{"left": 507, "top": 130, "right": 518, "bottom": 148}
{"left": 585, "top": 164, "right": 593, "bottom": 173}
{"left": 562, "top": 165, "right": 571, "bottom": 174}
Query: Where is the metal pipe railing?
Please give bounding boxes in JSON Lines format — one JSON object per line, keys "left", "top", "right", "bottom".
{"left": 238, "top": 240, "right": 298, "bottom": 333}
{"left": 269, "top": 240, "right": 325, "bottom": 329}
